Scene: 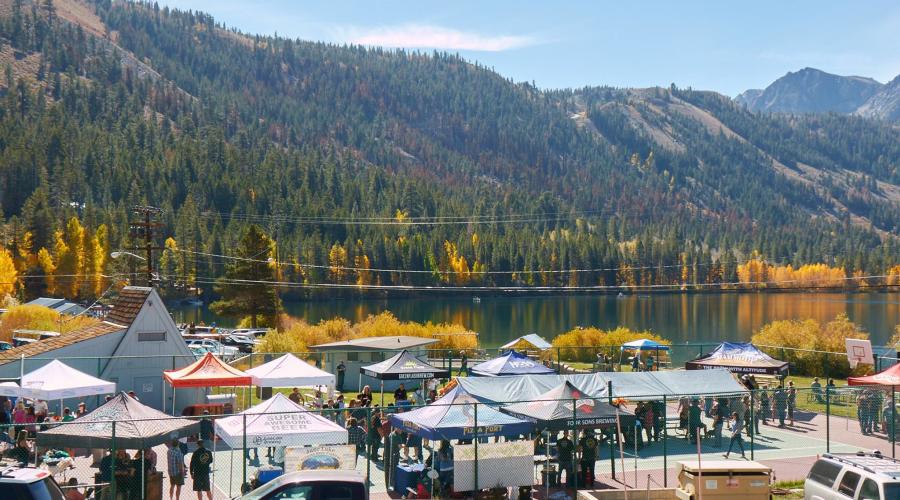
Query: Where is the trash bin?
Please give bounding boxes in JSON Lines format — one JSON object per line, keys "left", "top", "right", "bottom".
{"left": 676, "top": 460, "right": 771, "bottom": 500}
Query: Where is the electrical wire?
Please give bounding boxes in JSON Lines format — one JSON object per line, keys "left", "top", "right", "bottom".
{"left": 174, "top": 248, "right": 794, "bottom": 276}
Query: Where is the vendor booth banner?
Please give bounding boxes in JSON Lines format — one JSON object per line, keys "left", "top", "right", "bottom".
{"left": 454, "top": 441, "right": 532, "bottom": 491}
{"left": 284, "top": 445, "right": 358, "bottom": 471}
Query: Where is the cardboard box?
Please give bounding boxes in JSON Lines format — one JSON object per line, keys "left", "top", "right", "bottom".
{"left": 675, "top": 460, "right": 771, "bottom": 500}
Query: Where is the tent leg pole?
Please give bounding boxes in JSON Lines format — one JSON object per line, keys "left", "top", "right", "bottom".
{"left": 381, "top": 381, "right": 384, "bottom": 407}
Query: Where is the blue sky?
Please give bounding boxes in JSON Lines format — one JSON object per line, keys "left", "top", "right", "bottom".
{"left": 159, "top": 1, "right": 900, "bottom": 96}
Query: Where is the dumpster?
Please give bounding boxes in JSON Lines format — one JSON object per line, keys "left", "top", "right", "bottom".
{"left": 675, "top": 460, "right": 771, "bottom": 500}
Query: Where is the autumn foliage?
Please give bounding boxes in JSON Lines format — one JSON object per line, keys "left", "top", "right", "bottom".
{"left": 256, "top": 311, "right": 478, "bottom": 355}
{"left": 0, "top": 304, "right": 100, "bottom": 343}
{"left": 552, "top": 326, "right": 669, "bottom": 363}
{"left": 751, "top": 314, "right": 868, "bottom": 377}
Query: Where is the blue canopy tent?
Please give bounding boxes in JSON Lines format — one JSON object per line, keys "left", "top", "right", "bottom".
{"left": 470, "top": 350, "right": 556, "bottom": 377}
{"left": 621, "top": 339, "right": 670, "bottom": 351}
{"left": 620, "top": 339, "right": 670, "bottom": 371}
{"left": 389, "top": 386, "right": 534, "bottom": 440}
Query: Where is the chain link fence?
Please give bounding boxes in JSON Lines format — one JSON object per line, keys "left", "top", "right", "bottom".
{"left": 0, "top": 383, "right": 896, "bottom": 499}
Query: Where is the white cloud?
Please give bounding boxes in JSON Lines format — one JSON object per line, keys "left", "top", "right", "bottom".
{"left": 339, "top": 24, "right": 538, "bottom": 52}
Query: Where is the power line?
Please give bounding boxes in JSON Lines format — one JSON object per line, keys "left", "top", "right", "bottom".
{"left": 173, "top": 272, "right": 900, "bottom": 293}
{"left": 174, "top": 248, "right": 794, "bottom": 276}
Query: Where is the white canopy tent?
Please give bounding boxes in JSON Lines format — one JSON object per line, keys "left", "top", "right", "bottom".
{"left": 245, "top": 354, "right": 335, "bottom": 388}
{"left": 0, "top": 360, "right": 115, "bottom": 400}
{"left": 215, "top": 393, "right": 348, "bottom": 448}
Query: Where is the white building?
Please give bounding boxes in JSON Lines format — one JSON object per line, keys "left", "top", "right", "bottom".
{"left": 0, "top": 287, "right": 203, "bottom": 413}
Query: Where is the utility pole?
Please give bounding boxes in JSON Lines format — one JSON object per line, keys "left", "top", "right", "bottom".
{"left": 128, "top": 206, "right": 164, "bottom": 287}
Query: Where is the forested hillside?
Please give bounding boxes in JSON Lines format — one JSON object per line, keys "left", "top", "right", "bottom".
{"left": 0, "top": 0, "right": 897, "bottom": 302}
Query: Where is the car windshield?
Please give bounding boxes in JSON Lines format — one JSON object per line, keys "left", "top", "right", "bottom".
{"left": 0, "top": 477, "right": 66, "bottom": 500}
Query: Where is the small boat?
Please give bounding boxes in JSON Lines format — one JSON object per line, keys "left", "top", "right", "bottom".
{"left": 472, "top": 296, "right": 481, "bottom": 303}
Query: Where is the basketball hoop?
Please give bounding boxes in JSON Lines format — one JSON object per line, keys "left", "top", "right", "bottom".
{"left": 845, "top": 339, "right": 874, "bottom": 369}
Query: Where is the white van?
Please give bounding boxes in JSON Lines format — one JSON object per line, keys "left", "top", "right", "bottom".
{"left": 805, "top": 451, "right": 900, "bottom": 500}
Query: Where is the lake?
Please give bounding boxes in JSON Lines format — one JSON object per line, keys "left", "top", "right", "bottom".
{"left": 168, "top": 292, "right": 900, "bottom": 348}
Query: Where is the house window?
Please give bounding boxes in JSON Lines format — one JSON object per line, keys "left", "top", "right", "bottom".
{"left": 346, "top": 351, "right": 358, "bottom": 362}
{"left": 138, "top": 331, "right": 166, "bottom": 342}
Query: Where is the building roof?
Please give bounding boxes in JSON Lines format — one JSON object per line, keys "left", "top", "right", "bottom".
{"left": 311, "top": 336, "right": 439, "bottom": 351}
{"left": 25, "top": 297, "right": 86, "bottom": 316}
{"left": 0, "top": 322, "right": 124, "bottom": 363}
{"left": 105, "top": 287, "right": 152, "bottom": 326}
{"left": 0, "top": 286, "right": 153, "bottom": 364}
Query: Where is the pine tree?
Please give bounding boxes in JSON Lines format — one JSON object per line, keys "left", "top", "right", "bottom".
{"left": 210, "top": 225, "right": 281, "bottom": 328}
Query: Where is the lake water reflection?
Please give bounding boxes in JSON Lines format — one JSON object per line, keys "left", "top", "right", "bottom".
{"left": 169, "top": 292, "right": 900, "bottom": 348}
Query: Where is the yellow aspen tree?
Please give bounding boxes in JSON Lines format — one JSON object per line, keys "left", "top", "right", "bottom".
{"left": 354, "top": 240, "right": 372, "bottom": 287}
{"left": 328, "top": 243, "right": 348, "bottom": 284}
{"left": 37, "top": 248, "right": 55, "bottom": 294}
{"left": 0, "top": 248, "right": 18, "bottom": 297}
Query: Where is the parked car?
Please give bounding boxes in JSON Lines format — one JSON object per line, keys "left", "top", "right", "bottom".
{"left": 0, "top": 465, "right": 66, "bottom": 499}
{"left": 240, "top": 470, "right": 366, "bottom": 500}
{"left": 231, "top": 328, "right": 268, "bottom": 338}
{"left": 185, "top": 339, "right": 239, "bottom": 359}
{"left": 221, "top": 334, "right": 259, "bottom": 353}
{"left": 805, "top": 451, "right": 900, "bottom": 500}
{"left": 0, "top": 341, "right": 12, "bottom": 351}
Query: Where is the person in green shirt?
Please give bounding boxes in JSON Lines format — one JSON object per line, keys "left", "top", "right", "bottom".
{"left": 61, "top": 408, "right": 75, "bottom": 422}
{"left": 646, "top": 355, "right": 655, "bottom": 371}
{"left": 578, "top": 430, "right": 599, "bottom": 487}
{"left": 556, "top": 431, "right": 575, "bottom": 487}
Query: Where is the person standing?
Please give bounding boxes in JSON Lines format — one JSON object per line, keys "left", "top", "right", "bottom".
{"left": 384, "top": 428, "right": 404, "bottom": 491}
{"left": 556, "top": 431, "right": 575, "bottom": 487}
{"left": 346, "top": 418, "right": 367, "bottom": 456}
{"left": 787, "top": 382, "right": 797, "bottom": 426}
{"left": 646, "top": 355, "right": 655, "bottom": 372}
{"left": 774, "top": 387, "right": 787, "bottom": 428}
{"left": 336, "top": 361, "right": 346, "bottom": 393}
{"left": 393, "top": 384, "right": 408, "bottom": 403}
{"left": 199, "top": 411, "right": 214, "bottom": 441}
{"left": 578, "top": 429, "right": 599, "bottom": 487}
{"left": 368, "top": 408, "right": 382, "bottom": 461}
{"left": 723, "top": 412, "right": 746, "bottom": 459}
{"left": 759, "top": 389, "right": 770, "bottom": 424}
{"left": 190, "top": 439, "right": 213, "bottom": 500}
{"left": 434, "top": 440, "right": 454, "bottom": 495}
{"left": 688, "top": 399, "right": 703, "bottom": 443}
{"left": 288, "top": 388, "right": 301, "bottom": 404}
{"left": 458, "top": 351, "right": 468, "bottom": 376}
{"left": 712, "top": 401, "right": 726, "bottom": 448}
{"left": 167, "top": 439, "right": 185, "bottom": 500}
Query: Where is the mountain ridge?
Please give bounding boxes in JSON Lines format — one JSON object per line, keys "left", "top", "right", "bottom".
{"left": 0, "top": 0, "right": 896, "bottom": 297}
{"left": 735, "top": 67, "right": 900, "bottom": 122}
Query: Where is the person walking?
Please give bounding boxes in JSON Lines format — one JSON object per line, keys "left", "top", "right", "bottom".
{"left": 190, "top": 439, "right": 213, "bottom": 500}
{"left": 167, "top": 439, "right": 185, "bottom": 500}
{"left": 723, "top": 412, "right": 746, "bottom": 459}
